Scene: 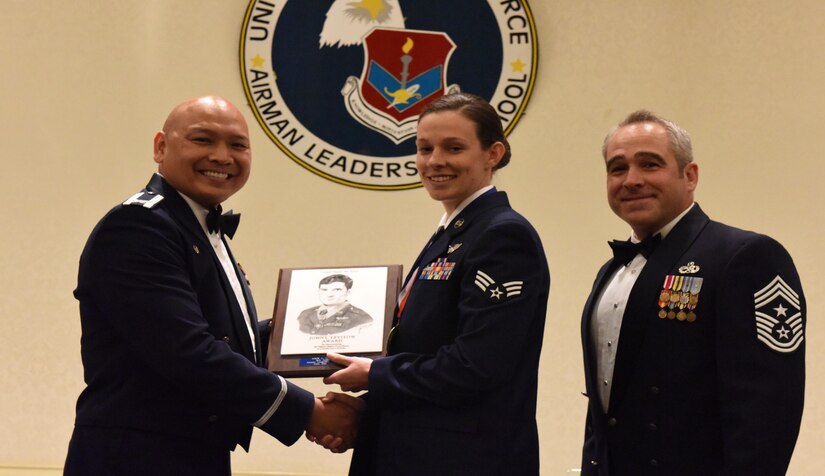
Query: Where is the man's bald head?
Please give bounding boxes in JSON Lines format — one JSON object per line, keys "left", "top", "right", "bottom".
{"left": 153, "top": 96, "right": 252, "bottom": 208}
{"left": 161, "top": 96, "right": 247, "bottom": 134}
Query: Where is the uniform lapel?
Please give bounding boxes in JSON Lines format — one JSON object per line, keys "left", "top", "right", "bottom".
{"left": 415, "top": 228, "right": 453, "bottom": 276}
{"left": 224, "top": 242, "right": 262, "bottom": 364}
{"left": 155, "top": 175, "right": 211, "bottom": 250}
{"left": 401, "top": 227, "right": 447, "bottom": 290}
{"left": 157, "top": 175, "right": 257, "bottom": 361}
{"left": 607, "top": 205, "right": 710, "bottom": 411}
{"left": 419, "top": 192, "right": 508, "bottom": 271}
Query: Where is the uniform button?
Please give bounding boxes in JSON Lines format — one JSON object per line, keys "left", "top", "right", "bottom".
{"left": 590, "top": 460, "right": 599, "bottom": 466}
{"left": 607, "top": 340, "right": 613, "bottom": 347}
{"left": 222, "top": 336, "right": 230, "bottom": 343}
{"left": 613, "top": 303, "right": 618, "bottom": 309}
{"left": 648, "top": 423, "right": 658, "bottom": 431}
{"left": 607, "top": 417, "right": 617, "bottom": 426}
{"left": 207, "top": 415, "right": 218, "bottom": 423}
{"left": 650, "top": 386, "right": 660, "bottom": 394}
{"left": 650, "top": 459, "right": 658, "bottom": 467}
{"left": 603, "top": 379, "right": 608, "bottom": 386}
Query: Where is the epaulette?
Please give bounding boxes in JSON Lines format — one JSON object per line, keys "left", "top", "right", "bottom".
{"left": 122, "top": 190, "right": 164, "bottom": 208}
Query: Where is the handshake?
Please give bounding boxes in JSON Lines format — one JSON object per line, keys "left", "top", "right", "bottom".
{"left": 304, "top": 352, "right": 372, "bottom": 453}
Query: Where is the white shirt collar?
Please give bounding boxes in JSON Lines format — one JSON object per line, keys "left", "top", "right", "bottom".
{"left": 155, "top": 172, "right": 215, "bottom": 236}
{"left": 437, "top": 185, "right": 495, "bottom": 229}
{"left": 178, "top": 193, "right": 215, "bottom": 237}
{"left": 631, "top": 202, "right": 695, "bottom": 243}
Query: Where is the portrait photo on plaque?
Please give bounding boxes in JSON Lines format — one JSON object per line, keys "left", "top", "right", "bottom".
{"left": 268, "top": 265, "right": 401, "bottom": 377}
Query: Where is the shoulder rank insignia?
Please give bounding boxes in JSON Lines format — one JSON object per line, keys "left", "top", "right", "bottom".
{"left": 754, "top": 275, "right": 804, "bottom": 353}
{"left": 658, "top": 275, "right": 703, "bottom": 322}
{"left": 123, "top": 190, "right": 164, "bottom": 208}
{"left": 474, "top": 269, "right": 523, "bottom": 301}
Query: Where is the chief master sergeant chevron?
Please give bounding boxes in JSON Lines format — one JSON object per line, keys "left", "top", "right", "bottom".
{"left": 64, "top": 96, "right": 359, "bottom": 475}
{"left": 580, "top": 110, "right": 805, "bottom": 475}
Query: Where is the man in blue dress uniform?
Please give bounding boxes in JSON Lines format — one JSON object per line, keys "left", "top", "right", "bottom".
{"left": 65, "top": 96, "right": 358, "bottom": 475}
{"left": 580, "top": 110, "right": 806, "bottom": 475}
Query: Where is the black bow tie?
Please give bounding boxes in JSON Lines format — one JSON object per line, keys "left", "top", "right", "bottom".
{"left": 206, "top": 205, "right": 241, "bottom": 239}
{"left": 609, "top": 234, "right": 661, "bottom": 265}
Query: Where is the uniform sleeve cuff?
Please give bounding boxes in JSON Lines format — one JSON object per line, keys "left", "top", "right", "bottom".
{"left": 255, "top": 376, "right": 315, "bottom": 446}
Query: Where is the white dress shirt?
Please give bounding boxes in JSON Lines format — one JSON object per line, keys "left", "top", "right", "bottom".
{"left": 180, "top": 194, "right": 257, "bottom": 356}
{"left": 591, "top": 203, "right": 695, "bottom": 412}
{"left": 438, "top": 185, "right": 495, "bottom": 229}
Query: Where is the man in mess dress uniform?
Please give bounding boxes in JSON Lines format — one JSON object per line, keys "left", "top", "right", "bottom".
{"left": 580, "top": 110, "right": 805, "bottom": 475}
{"left": 65, "top": 96, "right": 357, "bottom": 475}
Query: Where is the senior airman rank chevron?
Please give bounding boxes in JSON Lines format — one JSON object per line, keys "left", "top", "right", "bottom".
{"left": 420, "top": 258, "right": 455, "bottom": 280}
{"left": 474, "top": 270, "right": 523, "bottom": 301}
{"left": 754, "top": 275, "right": 804, "bottom": 353}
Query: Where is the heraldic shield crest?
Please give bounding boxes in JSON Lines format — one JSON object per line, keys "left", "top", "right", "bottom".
{"left": 754, "top": 275, "right": 804, "bottom": 353}
{"left": 240, "top": 0, "right": 538, "bottom": 190}
{"left": 342, "top": 28, "right": 458, "bottom": 145}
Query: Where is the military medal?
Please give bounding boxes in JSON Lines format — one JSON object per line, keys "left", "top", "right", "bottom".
{"left": 677, "top": 282, "right": 690, "bottom": 320}
{"left": 668, "top": 276, "right": 683, "bottom": 319}
{"left": 687, "top": 290, "right": 698, "bottom": 322}
{"left": 684, "top": 276, "right": 703, "bottom": 322}
{"left": 659, "top": 274, "right": 703, "bottom": 322}
{"left": 658, "top": 276, "right": 675, "bottom": 318}
{"left": 658, "top": 278, "right": 672, "bottom": 308}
